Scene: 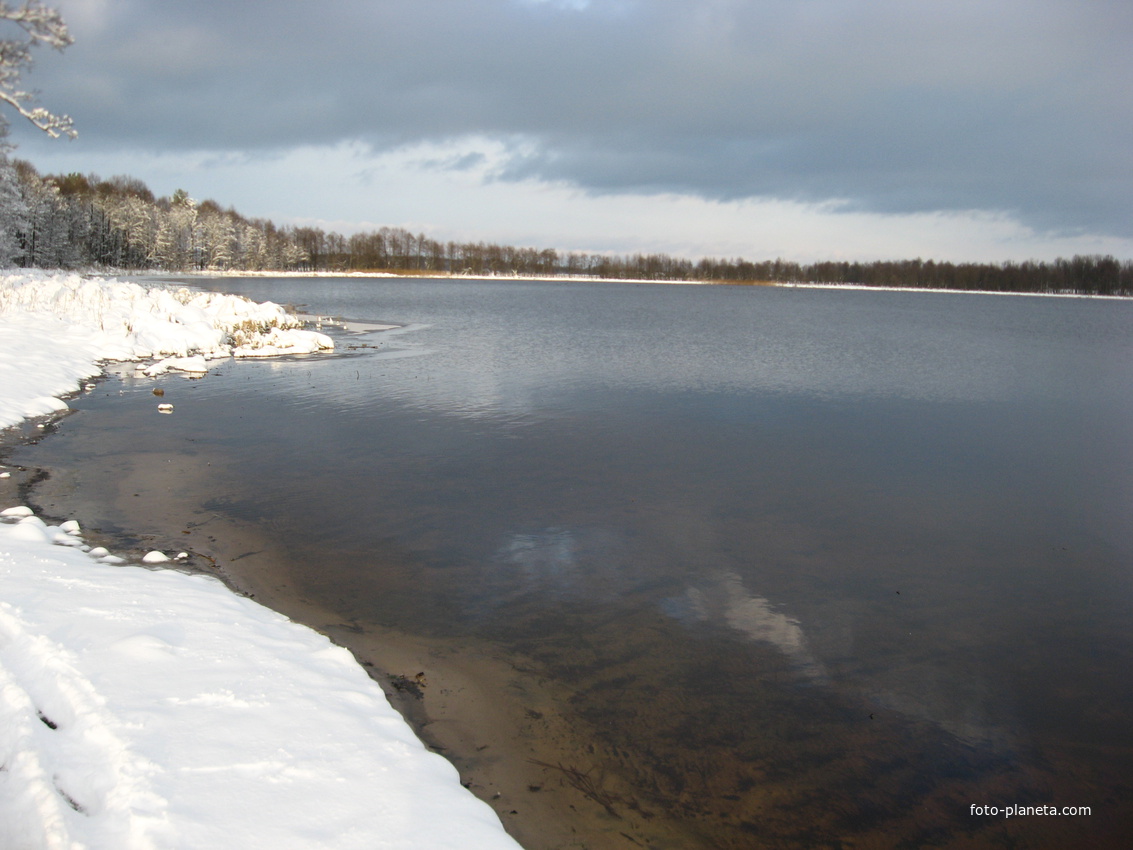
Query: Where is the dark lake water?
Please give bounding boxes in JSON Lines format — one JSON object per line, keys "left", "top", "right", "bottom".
{"left": 19, "top": 277, "right": 1133, "bottom": 847}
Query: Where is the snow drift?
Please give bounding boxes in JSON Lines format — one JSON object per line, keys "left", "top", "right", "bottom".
{"left": 0, "top": 271, "right": 333, "bottom": 428}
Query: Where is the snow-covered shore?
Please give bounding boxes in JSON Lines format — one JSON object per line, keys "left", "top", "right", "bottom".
{"left": 0, "top": 271, "right": 522, "bottom": 849}
{"left": 0, "top": 270, "right": 337, "bottom": 429}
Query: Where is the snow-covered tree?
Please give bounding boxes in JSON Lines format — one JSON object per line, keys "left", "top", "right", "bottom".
{"left": 12, "top": 156, "right": 61, "bottom": 264}
{"left": 240, "top": 222, "right": 267, "bottom": 270}
{"left": 0, "top": 4, "right": 72, "bottom": 266}
{"left": 164, "top": 189, "right": 198, "bottom": 270}
{"left": 0, "top": 150, "right": 25, "bottom": 263}
{"left": 0, "top": 2, "right": 74, "bottom": 138}
{"left": 102, "top": 193, "right": 155, "bottom": 267}
{"left": 199, "top": 208, "right": 235, "bottom": 270}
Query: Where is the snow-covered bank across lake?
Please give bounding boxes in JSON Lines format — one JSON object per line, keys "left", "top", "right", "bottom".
{"left": 0, "top": 272, "right": 522, "bottom": 849}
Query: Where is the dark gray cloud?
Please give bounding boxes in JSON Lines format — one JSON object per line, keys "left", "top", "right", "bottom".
{"left": 12, "top": 0, "right": 1133, "bottom": 238}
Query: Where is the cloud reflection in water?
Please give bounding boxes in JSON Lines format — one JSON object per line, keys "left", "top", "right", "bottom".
{"left": 665, "top": 570, "right": 828, "bottom": 683}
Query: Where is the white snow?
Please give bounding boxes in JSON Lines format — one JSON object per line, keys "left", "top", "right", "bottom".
{"left": 141, "top": 356, "right": 210, "bottom": 377}
{"left": 233, "top": 327, "right": 336, "bottom": 358}
{"left": 0, "top": 270, "right": 333, "bottom": 430}
{"left": 0, "top": 272, "right": 522, "bottom": 849}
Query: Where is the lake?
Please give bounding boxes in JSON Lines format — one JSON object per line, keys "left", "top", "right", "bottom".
{"left": 16, "top": 277, "right": 1133, "bottom": 848}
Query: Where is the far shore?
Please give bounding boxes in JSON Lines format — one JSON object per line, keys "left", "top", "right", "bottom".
{"left": 128, "top": 267, "right": 1133, "bottom": 300}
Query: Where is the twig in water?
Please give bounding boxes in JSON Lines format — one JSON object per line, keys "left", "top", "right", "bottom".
{"left": 527, "top": 758, "right": 623, "bottom": 818}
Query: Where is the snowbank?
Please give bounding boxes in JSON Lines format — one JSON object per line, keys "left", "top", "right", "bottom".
{"left": 0, "top": 514, "right": 521, "bottom": 850}
{"left": 0, "top": 272, "right": 522, "bottom": 849}
{"left": 0, "top": 271, "right": 333, "bottom": 428}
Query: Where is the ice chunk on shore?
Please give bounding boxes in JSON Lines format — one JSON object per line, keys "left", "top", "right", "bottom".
{"left": 233, "top": 327, "right": 334, "bottom": 357}
{"left": 143, "top": 355, "right": 210, "bottom": 376}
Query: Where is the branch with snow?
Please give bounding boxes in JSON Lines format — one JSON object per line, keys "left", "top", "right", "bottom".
{"left": 0, "top": 2, "right": 75, "bottom": 138}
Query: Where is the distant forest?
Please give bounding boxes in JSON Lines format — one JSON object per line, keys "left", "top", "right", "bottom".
{"left": 2, "top": 157, "right": 1130, "bottom": 296}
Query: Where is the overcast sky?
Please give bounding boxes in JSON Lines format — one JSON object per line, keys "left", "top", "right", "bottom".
{"left": 7, "top": 0, "right": 1132, "bottom": 262}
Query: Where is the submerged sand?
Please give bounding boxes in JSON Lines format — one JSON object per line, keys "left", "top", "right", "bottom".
{"left": 8, "top": 383, "right": 1128, "bottom": 850}
{"left": 12, "top": 435, "right": 706, "bottom": 850}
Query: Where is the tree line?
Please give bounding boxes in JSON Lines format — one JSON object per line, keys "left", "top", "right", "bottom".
{"left": 1, "top": 156, "right": 1129, "bottom": 296}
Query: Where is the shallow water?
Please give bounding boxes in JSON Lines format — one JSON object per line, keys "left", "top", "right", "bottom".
{"left": 16, "top": 277, "right": 1133, "bottom": 847}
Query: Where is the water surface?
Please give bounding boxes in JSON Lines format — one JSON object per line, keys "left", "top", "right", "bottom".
{"left": 19, "top": 277, "right": 1133, "bottom": 847}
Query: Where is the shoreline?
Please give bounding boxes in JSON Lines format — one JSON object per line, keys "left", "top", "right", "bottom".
{"left": 126, "top": 267, "right": 1131, "bottom": 299}
{"left": 13, "top": 425, "right": 702, "bottom": 850}
{"left": 0, "top": 271, "right": 528, "bottom": 849}
{"left": 7, "top": 270, "right": 1130, "bottom": 848}
{"left": 0, "top": 423, "right": 525, "bottom": 847}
